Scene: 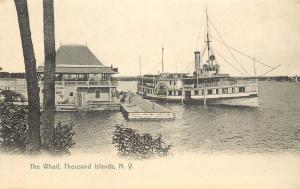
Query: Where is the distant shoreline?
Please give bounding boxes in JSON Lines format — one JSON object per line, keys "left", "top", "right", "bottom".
{"left": 114, "top": 76, "right": 298, "bottom": 82}
{"left": 0, "top": 72, "right": 298, "bottom": 82}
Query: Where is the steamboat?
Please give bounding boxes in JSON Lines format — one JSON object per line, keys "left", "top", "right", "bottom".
{"left": 136, "top": 8, "right": 263, "bottom": 107}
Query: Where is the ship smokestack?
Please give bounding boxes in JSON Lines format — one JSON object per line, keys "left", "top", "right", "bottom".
{"left": 194, "top": 51, "right": 201, "bottom": 71}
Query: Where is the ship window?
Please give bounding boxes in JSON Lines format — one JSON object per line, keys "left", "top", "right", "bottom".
{"left": 169, "top": 90, "right": 172, "bottom": 96}
{"left": 71, "top": 74, "right": 77, "bottom": 79}
{"left": 194, "top": 90, "right": 199, "bottom": 95}
{"left": 96, "top": 90, "right": 100, "bottom": 98}
{"left": 222, "top": 88, "right": 228, "bottom": 94}
{"left": 178, "top": 90, "right": 182, "bottom": 96}
{"left": 208, "top": 89, "right": 212, "bottom": 95}
{"left": 70, "top": 92, "right": 73, "bottom": 97}
{"left": 79, "top": 74, "right": 85, "bottom": 79}
{"left": 239, "top": 87, "right": 245, "bottom": 92}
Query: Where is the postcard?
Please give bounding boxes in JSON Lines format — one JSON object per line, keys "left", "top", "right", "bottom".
{"left": 0, "top": 0, "right": 300, "bottom": 188}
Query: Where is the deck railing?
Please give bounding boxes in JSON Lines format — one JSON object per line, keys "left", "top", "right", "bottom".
{"left": 39, "top": 80, "right": 118, "bottom": 87}
{"left": 183, "top": 80, "right": 256, "bottom": 88}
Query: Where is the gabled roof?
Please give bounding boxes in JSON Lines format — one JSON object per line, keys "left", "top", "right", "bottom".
{"left": 37, "top": 44, "right": 119, "bottom": 74}
{"left": 55, "top": 45, "right": 103, "bottom": 66}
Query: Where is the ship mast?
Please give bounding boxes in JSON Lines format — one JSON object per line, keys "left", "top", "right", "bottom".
{"left": 205, "top": 6, "right": 212, "bottom": 66}
{"left": 139, "top": 55, "right": 142, "bottom": 75}
{"left": 161, "top": 46, "right": 164, "bottom": 73}
{"left": 139, "top": 55, "right": 144, "bottom": 94}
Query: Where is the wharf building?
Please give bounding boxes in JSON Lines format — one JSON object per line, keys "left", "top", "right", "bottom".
{"left": 0, "top": 44, "right": 119, "bottom": 111}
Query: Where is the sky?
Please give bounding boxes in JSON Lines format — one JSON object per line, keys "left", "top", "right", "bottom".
{"left": 0, "top": 0, "right": 300, "bottom": 76}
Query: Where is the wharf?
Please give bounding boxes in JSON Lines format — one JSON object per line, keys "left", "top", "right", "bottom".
{"left": 120, "top": 95, "right": 175, "bottom": 120}
{"left": 55, "top": 102, "right": 120, "bottom": 112}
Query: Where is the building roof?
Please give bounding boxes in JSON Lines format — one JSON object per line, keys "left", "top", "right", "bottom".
{"left": 37, "top": 66, "right": 117, "bottom": 74}
{"left": 37, "top": 44, "right": 118, "bottom": 74}
{"left": 55, "top": 45, "right": 103, "bottom": 66}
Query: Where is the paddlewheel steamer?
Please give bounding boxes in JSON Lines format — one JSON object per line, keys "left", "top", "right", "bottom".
{"left": 137, "top": 8, "right": 260, "bottom": 107}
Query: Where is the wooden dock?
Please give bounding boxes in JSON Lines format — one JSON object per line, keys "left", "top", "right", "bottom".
{"left": 55, "top": 102, "right": 120, "bottom": 112}
{"left": 120, "top": 95, "right": 175, "bottom": 120}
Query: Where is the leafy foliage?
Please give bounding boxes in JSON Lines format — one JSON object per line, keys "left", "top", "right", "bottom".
{"left": 53, "top": 121, "right": 76, "bottom": 154}
{"left": 0, "top": 90, "right": 26, "bottom": 102}
{"left": 112, "top": 125, "right": 171, "bottom": 159}
{"left": 0, "top": 90, "right": 76, "bottom": 154}
{"left": 0, "top": 102, "right": 28, "bottom": 153}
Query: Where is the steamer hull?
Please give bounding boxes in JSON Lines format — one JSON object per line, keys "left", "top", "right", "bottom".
{"left": 138, "top": 90, "right": 259, "bottom": 107}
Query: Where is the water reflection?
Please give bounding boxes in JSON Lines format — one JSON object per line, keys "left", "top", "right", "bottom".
{"left": 56, "top": 82, "right": 300, "bottom": 155}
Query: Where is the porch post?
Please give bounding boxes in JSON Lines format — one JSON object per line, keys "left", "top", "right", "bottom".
{"left": 109, "top": 79, "right": 111, "bottom": 103}
{"left": 181, "top": 88, "right": 184, "bottom": 103}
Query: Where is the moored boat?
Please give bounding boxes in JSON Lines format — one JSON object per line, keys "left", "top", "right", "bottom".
{"left": 137, "top": 8, "right": 260, "bottom": 107}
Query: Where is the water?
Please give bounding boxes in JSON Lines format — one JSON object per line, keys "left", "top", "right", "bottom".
{"left": 56, "top": 81, "right": 300, "bottom": 154}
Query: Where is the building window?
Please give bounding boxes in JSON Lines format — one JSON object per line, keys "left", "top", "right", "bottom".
{"left": 232, "top": 88, "right": 235, "bottom": 93}
{"left": 170, "top": 81, "right": 172, "bottom": 85}
{"left": 70, "top": 92, "right": 73, "bottom": 97}
{"left": 222, "top": 88, "right": 228, "bottom": 94}
{"left": 178, "top": 90, "right": 182, "bottom": 96}
{"left": 168, "top": 90, "right": 172, "bottom": 96}
{"left": 194, "top": 90, "right": 199, "bottom": 95}
{"left": 239, "top": 87, "right": 245, "bottom": 92}
{"left": 96, "top": 90, "right": 100, "bottom": 98}
{"left": 202, "top": 90, "right": 204, "bottom": 95}
{"left": 208, "top": 89, "right": 212, "bottom": 94}
{"left": 63, "top": 74, "right": 71, "bottom": 80}
{"left": 216, "top": 89, "right": 219, "bottom": 94}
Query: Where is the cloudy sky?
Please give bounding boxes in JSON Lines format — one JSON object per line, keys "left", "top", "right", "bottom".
{"left": 0, "top": 0, "right": 299, "bottom": 76}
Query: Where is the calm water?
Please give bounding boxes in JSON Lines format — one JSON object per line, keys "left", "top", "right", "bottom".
{"left": 56, "top": 81, "right": 300, "bottom": 154}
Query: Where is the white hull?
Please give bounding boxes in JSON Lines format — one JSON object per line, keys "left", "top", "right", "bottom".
{"left": 209, "top": 96, "right": 259, "bottom": 107}
{"left": 138, "top": 92, "right": 259, "bottom": 107}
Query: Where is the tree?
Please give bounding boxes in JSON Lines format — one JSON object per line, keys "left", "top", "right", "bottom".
{"left": 14, "top": 0, "right": 41, "bottom": 152}
{"left": 41, "top": 0, "right": 56, "bottom": 151}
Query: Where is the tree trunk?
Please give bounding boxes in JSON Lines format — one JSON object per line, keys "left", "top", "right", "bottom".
{"left": 14, "top": 0, "right": 41, "bottom": 152}
{"left": 41, "top": 0, "right": 56, "bottom": 151}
